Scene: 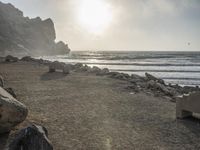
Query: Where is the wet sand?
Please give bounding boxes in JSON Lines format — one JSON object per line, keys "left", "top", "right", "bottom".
{"left": 0, "top": 61, "right": 200, "bottom": 150}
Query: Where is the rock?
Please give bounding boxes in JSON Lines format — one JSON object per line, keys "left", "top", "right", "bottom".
{"left": 88, "top": 66, "right": 102, "bottom": 74}
{"left": 55, "top": 41, "right": 70, "bottom": 54}
{"left": 5, "top": 87, "right": 17, "bottom": 98}
{"left": 0, "top": 87, "right": 28, "bottom": 134}
{"left": 74, "top": 63, "right": 83, "bottom": 70}
{"left": 0, "top": 75, "right": 4, "bottom": 87}
{"left": 20, "top": 56, "right": 35, "bottom": 62}
{"left": 49, "top": 61, "right": 70, "bottom": 74}
{"left": 97, "top": 68, "right": 109, "bottom": 76}
{"left": 110, "top": 72, "right": 130, "bottom": 80}
{"left": 5, "top": 55, "right": 18, "bottom": 62}
{"left": 9, "top": 124, "right": 53, "bottom": 150}
{"left": 147, "top": 80, "right": 176, "bottom": 97}
{"left": 145, "top": 73, "right": 165, "bottom": 84}
{"left": 0, "top": 1, "right": 70, "bottom": 56}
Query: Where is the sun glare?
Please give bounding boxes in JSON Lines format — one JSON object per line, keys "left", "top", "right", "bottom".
{"left": 78, "top": 0, "right": 113, "bottom": 34}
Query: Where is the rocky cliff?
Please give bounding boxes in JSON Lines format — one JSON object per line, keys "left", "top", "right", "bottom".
{"left": 0, "top": 1, "right": 70, "bottom": 56}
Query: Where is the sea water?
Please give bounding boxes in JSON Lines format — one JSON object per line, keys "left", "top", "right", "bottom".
{"left": 40, "top": 51, "right": 200, "bottom": 86}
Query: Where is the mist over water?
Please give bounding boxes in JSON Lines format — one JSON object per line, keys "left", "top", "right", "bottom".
{"left": 40, "top": 51, "right": 200, "bottom": 86}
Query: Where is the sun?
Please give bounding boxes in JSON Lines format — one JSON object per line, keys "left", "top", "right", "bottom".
{"left": 77, "top": 0, "right": 113, "bottom": 34}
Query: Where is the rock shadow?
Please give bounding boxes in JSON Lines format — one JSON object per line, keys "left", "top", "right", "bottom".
{"left": 40, "top": 72, "right": 67, "bottom": 81}
{"left": 0, "top": 132, "right": 9, "bottom": 149}
{"left": 178, "top": 116, "right": 200, "bottom": 137}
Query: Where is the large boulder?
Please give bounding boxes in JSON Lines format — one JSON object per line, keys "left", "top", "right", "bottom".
{"left": 9, "top": 124, "right": 53, "bottom": 150}
{"left": 0, "top": 87, "right": 28, "bottom": 134}
{"left": 49, "top": 61, "right": 70, "bottom": 74}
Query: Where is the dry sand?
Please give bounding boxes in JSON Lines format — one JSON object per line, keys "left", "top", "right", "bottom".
{"left": 0, "top": 61, "right": 200, "bottom": 150}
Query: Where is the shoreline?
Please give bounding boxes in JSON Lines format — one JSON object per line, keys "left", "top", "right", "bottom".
{"left": 0, "top": 55, "right": 200, "bottom": 149}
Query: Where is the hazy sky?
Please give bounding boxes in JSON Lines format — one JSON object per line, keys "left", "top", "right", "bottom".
{"left": 2, "top": 0, "right": 200, "bottom": 51}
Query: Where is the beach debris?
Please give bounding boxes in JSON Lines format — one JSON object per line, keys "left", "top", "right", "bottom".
{"left": 176, "top": 91, "right": 200, "bottom": 119}
{"left": 49, "top": 61, "right": 70, "bottom": 74}
{"left": 0, "top": 75, "right": 4, "bottom": 87}
{"left": 0, "top": 87, "right": 28, "bottom": 134}
{"left": 9, "top": 124, "right": 53, "bottom": 150}
{"left": 145, "top": 72, "right": 165, "bottom": 85}
{"left": 5, "top": 55, "right": 18, "bottom": 62}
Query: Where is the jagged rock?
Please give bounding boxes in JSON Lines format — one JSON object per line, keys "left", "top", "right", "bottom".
{"left": 9, "top": 124, "right": 53, "bottom": 150}
{"left": 5, "top": 55, "right": 18, "bottom": 62}
{"left": 145, "top": 73, "right": 165, "bottom": 84}
{"left": 0, "top": 75, "right": 4, "bottom": 87}
{"left": 5, "top": 88, "right": 17, "bottom": 98}
{"left": 0, "top": 87, "right": 28, "bottom": 134}
{"left": 0, "top": 1, "right": 70, "bottom": 56}
{"left": 147, "top": 80, "right": 176, "bottom": 97}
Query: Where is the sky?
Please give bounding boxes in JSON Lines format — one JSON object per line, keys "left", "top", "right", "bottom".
{"left": 1, "top": 0, "right": 200, "bottom": 51}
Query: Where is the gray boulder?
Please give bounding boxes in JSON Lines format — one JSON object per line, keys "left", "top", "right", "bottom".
{"left": 145, "top": 73, "right": 165, "bottom": 84}
{"left": 0, "top": 87, "right": 28, "bottom": 134}
{"left": 49, "top": 61, "right": 70, "bottom": 74}
{"left": 147, "top": 80, "right": 176, "bottom": 97}
{"left": 9, "top": 124, "right": 53, "bottom": 150}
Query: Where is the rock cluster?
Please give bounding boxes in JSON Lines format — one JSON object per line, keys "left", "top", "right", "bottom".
{"left": 0, "top": 1, "right": 70, "bottom": 57}
{"left": 18, "top": 55, "right": 200, "bottom": 100}
{"left": 0, "top": 75, "right": 53, "bottom": 149}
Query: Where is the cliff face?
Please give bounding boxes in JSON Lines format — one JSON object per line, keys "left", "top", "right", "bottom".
{"left": 0, "top": 1, "right": 70, "bottom": 56}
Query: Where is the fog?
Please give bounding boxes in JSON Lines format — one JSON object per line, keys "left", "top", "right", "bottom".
{"left": 2, "top": 0, "right": 200, "bottom": 51}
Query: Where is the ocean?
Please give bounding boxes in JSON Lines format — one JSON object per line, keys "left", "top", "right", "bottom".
{"left": 40, "top": 51, "right": 200, "bottom": 87}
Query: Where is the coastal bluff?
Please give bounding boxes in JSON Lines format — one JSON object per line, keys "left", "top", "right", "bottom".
{"left": 0, "top": 1, "right": 70, "bottom": 57}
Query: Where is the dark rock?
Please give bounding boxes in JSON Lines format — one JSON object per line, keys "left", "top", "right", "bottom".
{"left": 145, "top": 73, "right": 165, "bottom": 84}
{"left": 0, "top": 87, "right": 28, "bottom": 134}
{"left": 20, "top": 56, "right": 35, "bottom": 62}
{"left": 9, "top": 124, "right": 53, "bottom": 150}
{"left": 5, "top": 87, "right": 17, "bottom": 98}
{"left": 111, "top": 72, "right": 130, "bottom": 80}
{"left": 0, "top": 75, "right": 4, "bottom": 87}
{"left": 5, "top": 55, "right": 18, "bottom": 62}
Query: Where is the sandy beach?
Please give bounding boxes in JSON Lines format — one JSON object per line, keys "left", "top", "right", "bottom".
{"left": 0, "top": 60, "right": 200, "bottom": 150}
